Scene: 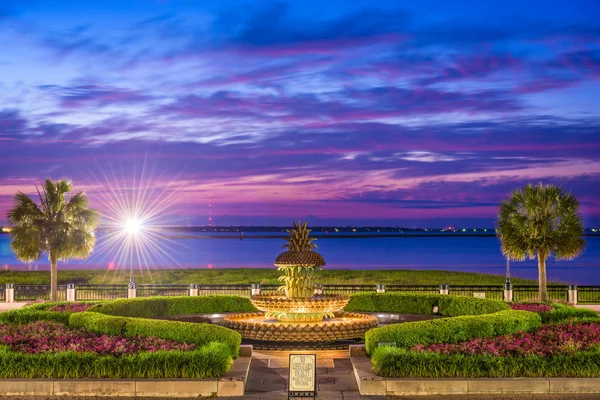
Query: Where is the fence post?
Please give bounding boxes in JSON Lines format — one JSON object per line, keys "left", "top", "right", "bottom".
{"left": 128, "top": 282, "right": 137, "bottom": 299}
{"left": 503, "top": 282, "right": 513, "bottom": 302}
{"left": 6, "top": 284, "right": 14, "bottom": 303}
{"left": 314, "top": 284, "right": 323, "bottom": 296}
{"left": 376, "top": 284, "right": 385, "bottom": 293}
{"left": 568, "top": 285, "right": 577, "bottom": 305}
{"left": 439, "top": 284, "right": 449, "bottom": 295}
{"left": 189, "top": 284, "right": 199, "bottom": 296}
{"left": 251, "top": 284, "right": 261, "bottom": 296}
{"left": 66, "top": 283, "right": 76, "bottom": 301}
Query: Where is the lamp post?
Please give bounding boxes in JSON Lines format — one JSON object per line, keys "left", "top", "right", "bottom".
{"left": 504, "top": 258, "right": 513, "bottom": 302}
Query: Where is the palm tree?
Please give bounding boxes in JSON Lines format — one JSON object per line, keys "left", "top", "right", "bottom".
{"left": 496, "top": 183, "right": 585, "bottom": 301}
{"left": 6, "top": 179, "right": 99, "bottom": 301}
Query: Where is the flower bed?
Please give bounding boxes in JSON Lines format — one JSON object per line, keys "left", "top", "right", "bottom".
{"left": 372, "top": 319, "right": 600, "bottom": 378}
{"left": 509, "top": 302, "right": 552, "bottom": 313}
{"left": 412, "top": 321, "right": 600, "bottom": 356}
{"left": 0, "top": 321, "right": 196, "bottom": 356}
{"left": 47, "top": 303, "right": 93, "bottom": 313}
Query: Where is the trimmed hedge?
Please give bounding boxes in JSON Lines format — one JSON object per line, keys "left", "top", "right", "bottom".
{"left": 541, "top": 303, "right": 599, "bottom": 323}
{"left": 0, "top": 309, "right": 71, "bottom": 325}
{"left": 89, "top": 295, "right": 256, "bottom": 318}
{"left": 364, "top": 310, "right": 541, "bottom": 355}
{"left": 23, "top": 301, "right": 101, "bottom": 311}
{"left": 69, "top": 311, "right": 242, "bottom": 358}
{"left": 0, "top": 301, "right": 101, "bottom": 325}
{"left": 0, "top": 342, "right": 232, "bottom": 379}
{"left": 345, "top": 292, "right": 509, "bottom": 317}
{"left": 372, "top": 345, "right": 600, "bottom": 378}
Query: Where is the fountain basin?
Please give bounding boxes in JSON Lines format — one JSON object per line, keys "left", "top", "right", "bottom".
{"left": 250, "top": 294, "right": 350, "bottom": 314}
{"left": 222, "top": 312, "right": 378, "bottom": 342}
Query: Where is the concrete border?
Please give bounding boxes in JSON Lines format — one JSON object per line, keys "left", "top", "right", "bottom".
{"left": 0, "top": 346, "right": 252, "bottom": 398}
{"left": 350, "top": 346, "right": 600, "bottom": 396}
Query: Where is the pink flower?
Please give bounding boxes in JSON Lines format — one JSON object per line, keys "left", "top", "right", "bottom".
{"left": 0, "top": 321, "right": 196, "bottom": 355}
{"left": 411, "top": 321, "right": 600, "bottom": 357}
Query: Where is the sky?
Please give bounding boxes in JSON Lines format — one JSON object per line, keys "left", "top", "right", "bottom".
{"left": 0, "top": 0, "right": 599, "bottom": 228}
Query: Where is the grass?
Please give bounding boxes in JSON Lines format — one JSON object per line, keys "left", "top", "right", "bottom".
{"left": 0, "top": 268, "right": 541, "bottom": 285}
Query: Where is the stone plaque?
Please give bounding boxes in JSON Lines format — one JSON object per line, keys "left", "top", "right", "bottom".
{"left": 473, "top": 292, "right": 486, "bottom": 299}
{"left": 288, "top": 354, "right": 316, "bottom": 398}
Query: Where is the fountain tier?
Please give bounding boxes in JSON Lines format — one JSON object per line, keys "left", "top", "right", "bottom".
{"left": 250, "top": 294, "right": 350, "bottom": 322}
{"left": 222, "top": 312, "right": 378, "bottom": 342}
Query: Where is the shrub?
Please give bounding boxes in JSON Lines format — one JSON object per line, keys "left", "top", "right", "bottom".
{"left": 0, "top": 309, "right": 71, "bottom": 325}
{"left": 0, "top": 342, "right": 232, "bottom": 379}
{"left": 89, "top": 295, "right": 256, "bottom": 318}
{"left": 345, "top": 292, "right": 509, "bottom": 316}
{"left": 541, "top": 303, "right": 599, "bottom": 323}
{"left": 413, "top": 320, "right": 600, "bottom": 356}
{"left": 0, "top": 301, "right": 101, "bottom": 325}
{"left": 371, "top": 345, "right": 600, "bottom": 378}
{"left": 69, "top": 312, "right": 242, "bottom": 358}
{"left": 364, "top": 310, "right": 541, "bottom": 355}
{"left": 23, "top": 301, "right": 101, "bottom": 311}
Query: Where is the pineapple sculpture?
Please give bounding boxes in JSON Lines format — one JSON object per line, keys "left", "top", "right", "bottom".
{"left": 275, "top": 221, "right": 326, "bottom": 298}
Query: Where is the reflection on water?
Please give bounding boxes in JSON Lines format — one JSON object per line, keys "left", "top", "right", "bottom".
{"left": 0, "top": 233, "right": 598, "bottom": 284}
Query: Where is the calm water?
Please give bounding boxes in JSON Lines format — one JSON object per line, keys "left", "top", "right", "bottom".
{"left": 1, "top": 233, "right": 599, "bottom": 284}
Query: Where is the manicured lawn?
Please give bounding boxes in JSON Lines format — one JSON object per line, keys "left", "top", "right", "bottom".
{"left": 0, "top": 268, "right": 541, "bottom": 285}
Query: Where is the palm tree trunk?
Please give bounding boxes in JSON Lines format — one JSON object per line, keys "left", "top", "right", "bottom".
{"left": 50, "top": 253, "right": 58, "bottom": 302}
{"left": 537, "top": 250, "right": 548, "bottom": 302}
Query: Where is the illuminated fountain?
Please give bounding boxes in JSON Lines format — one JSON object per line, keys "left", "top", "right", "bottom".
{"left": 223, "top": 222, "right": 378, "bottom": 343}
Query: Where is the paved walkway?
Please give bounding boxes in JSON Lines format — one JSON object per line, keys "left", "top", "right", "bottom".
{"left": 0, "top": 303, "right": 25, "bottom": 312}
{"left": 232, "top": 350, "right": 385, "bottom": 399}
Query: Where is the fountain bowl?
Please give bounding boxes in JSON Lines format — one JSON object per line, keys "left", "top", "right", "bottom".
{"left": 250, "top": 294, "right": 350, "bottom": 314}
{"left": 222, "top": 311, "right": 378, "bottom": 342}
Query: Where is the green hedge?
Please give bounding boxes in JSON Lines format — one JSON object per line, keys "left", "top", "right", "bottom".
{"left": 0, "top": 343, "right": 231, "bottom": 379}
{"left": 88, "top": 295, "right": 256, "bottom": 318}
{"left": 364, "top": 310, "right": 541, "bottom": 355}
{"left": 345, "top": 292, "right": 509, "bottom": 316}
{"left": 541, "top": 303, "right": 599, "bottom": 323}
{"left": 372, "top": 345, "right": 600, "bottom": 378}
{"left": 22, "top": 301, "right": 101, "bottom": 311}
{"left": 0, "top": 309, "right": 71, "bottom": 325}
{"left": 69, "top": 312, "right": 242, "bottom": 358}
{"left": 0, "top": 301, "right": 101, "bottom": 325}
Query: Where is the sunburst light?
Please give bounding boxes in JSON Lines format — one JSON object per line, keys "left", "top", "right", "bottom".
{"left": 83, "top": 156, "right": 192, "bottom": 283}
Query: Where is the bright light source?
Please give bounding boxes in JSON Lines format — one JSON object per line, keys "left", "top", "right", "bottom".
{"left": 124, "top": 219, "right": 142, "bottom": 235}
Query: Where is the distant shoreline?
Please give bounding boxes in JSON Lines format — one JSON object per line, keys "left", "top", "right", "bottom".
{"left": 160, "top": 233, "right": 600, "bottom": 239}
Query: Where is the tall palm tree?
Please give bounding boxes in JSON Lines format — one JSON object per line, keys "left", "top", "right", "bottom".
{"left": 496, "top": 183, "right": 585, "bottom": 301}
{"left": 7, "top": 179, "right": 99, "bottom": 301}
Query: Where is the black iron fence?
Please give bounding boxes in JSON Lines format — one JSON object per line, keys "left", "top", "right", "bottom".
{"left": 14, "top": 285, "right": 68, "bottom": 301}
{"left": 3, "top": 283, "right": 600, "bottom": 304}
{"left": 75, "top": 284, "right": 128, "bottom": 301}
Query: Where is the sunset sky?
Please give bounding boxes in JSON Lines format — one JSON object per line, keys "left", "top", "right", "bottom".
{"left": 1, "top": 0, "right": 599, "bottom": 227}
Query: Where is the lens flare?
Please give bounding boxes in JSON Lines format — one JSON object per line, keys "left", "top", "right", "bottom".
{"left": 82, "top": 155, "right": 194, "bottom": 282}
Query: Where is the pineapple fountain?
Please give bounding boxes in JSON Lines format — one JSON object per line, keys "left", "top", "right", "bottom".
{"left": 223, "top": 222, "right": 378, "bottom": 343}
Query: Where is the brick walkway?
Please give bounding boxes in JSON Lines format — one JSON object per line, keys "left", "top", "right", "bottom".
{"left": 232, "top": 350, "right": 385, "bottom": 400}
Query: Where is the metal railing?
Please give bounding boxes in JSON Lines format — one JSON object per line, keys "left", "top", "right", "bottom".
{"left": 14, "top": 284, "right": 67, "bottom": 301}
{"left": 3, "top": 283, "right": 600, "bottom": 303}
{"left": 75, "top": 284, "right": 128, "bottom": 301}
{"left": 578, "top": 286, "right": 600, "bottom": 304}
{"left": 137, "top": 284, "right": 188, "bottom": 298}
